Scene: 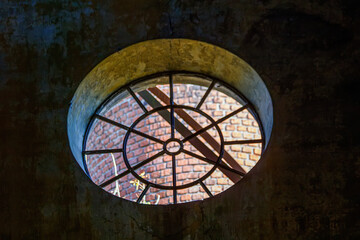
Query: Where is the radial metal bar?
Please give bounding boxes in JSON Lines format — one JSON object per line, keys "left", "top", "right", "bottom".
{"left": 196, "top": 80, "right": 216, "bottom": 110}
{"left": 100, "top": 169, "right": 130, "bottom": 188}
{"left": 169, "top": 74, "right": 177, "bottom": 204}
{"left": 200, "top": 181, "right": 213, "bottom": 197}
{"left": 137, "top": 184, "right": 150, "bottom": 203}
{"left": 132, "top": 150, "right": 165, "bottom": 172}
{"left": 182, "top": 104, "right": 249, "bottom": 143}
{"left": 100, "top": 150, "right": 165, "bottom": 187}
{"left": 127, "top": 87, "right": 148, "bottom": 113}
{"left": 172, "top": 155, "right": 177, "bottom": 204}
{"left": 95, "top": 114, "right": 164, "bottom": 144}
{"left": 224, "top": 139, "right": 262, "bottom": 145}
{"left": 83, "top": 149, "right": 123, "bottom": 155}
{"left": 182, "top": 149, "right": 245, "bottom": 177}
{"left": 169, "top": 75, "right": 175, "bottom": 138}
{"left": 149, "top": 87, "right": 246, "bottom": 174}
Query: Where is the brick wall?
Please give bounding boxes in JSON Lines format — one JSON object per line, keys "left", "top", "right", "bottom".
{"left": 85, "top": 83, "right": 262, "bottom": 204}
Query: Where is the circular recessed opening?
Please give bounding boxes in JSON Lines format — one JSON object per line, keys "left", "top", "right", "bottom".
{"left": 67, "top": 39, "right": 273, "bottom": 205}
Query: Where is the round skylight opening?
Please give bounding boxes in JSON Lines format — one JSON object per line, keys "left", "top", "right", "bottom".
{"left": 67, "top": 39, "right": 273, "bottom": 206}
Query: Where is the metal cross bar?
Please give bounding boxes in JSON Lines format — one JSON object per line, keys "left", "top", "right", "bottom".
{"left": 127, "top": 87, "right": 148, "bottom": 113}
{"left": 196, "top": 80, "right": 216, "bottom": 110}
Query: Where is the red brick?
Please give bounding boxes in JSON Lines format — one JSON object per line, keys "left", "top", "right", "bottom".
{"left": 177, "top": 189, "right": 187, "bottom": 194}
{"left": 189, "top": 173, "right": 200, "bottom": 178}
{"left": 242, "top": 120, "right": 252, "bottom": 126}
{"left": 189, "top": 159, "right": 199, "bottom": 165}
{"left": 151, "top": 172, "right": 160, "bottom": 178}
{"left": 161, "top": 169, "right": 171, "bottom": 176}
{"left": 156, "top": 163, "right": 166, "bottom": 170}
{"left": 232, "top": 132, "right": 242, "bottom": 138}
{"left": 243, "top": 133, "right": 253, "bottom": 139}
{"left": 206, "top": 104, "right": 217, "bottom": 110}
{"left": 225, "top": 125, "right": 235, "bottom": 131}
{"left": 212, "top": 171, "right": 222, "bottom": 178}
{"left": 242, "top": 147, "right": 252, "bottom": 153}
{"left": 212, "top": 185, "right": 222, "bottom": 193}
{"left": 213, "top": 111, "right": 223, "bottom": 116}
{"left": 181, "top": 195, "right": 191, "bottom": 202}
{"left": 157, "top": 178, "right": 165, "bottom": 184}
{"left": 230, "top": 119, "right": 241, "bottom": 124}
{"left": 247, "top": 127, "right": 257, "bottom": 133}
{"left": 220, "top": 104, "right": 230, "bottom": 110}
{"left": 254, "top": 148, "right": 262, "bottom": 155}
{"left": 230, "top": 105, "right": 239, "bottom": 111}
{"left": 237, "top": 126, "right": 246, "bottom": 131}
{"left": 194, "top": 165, "right": 204, "bottom": 172}
{"left": 134, "top": 149, "right": 143, "bottom": 156}
{"left": 147, "top": 194, "right": 155, "bottom": 201}
{"left": 205, "top": 165, "right": 212, "bottom": 171}
{"left": 231, "top": 145, "right": 241, "bottom": 152}
{"left": 159, "top": 198, "right": 169, "bottom": 204}
{"left": 146, "top": 118, "right": 155, "bottom": 124}
{"left": 226, "top": 98, "right": 236, "bottom": 104}
{"left": 250, "top": 154, "right": 259, "bottom": 161}
{"left": 177, "top": 159, "right": 188, "bottom": 166}
{"left": 182, "top": 166, "right": 192, "bottom": 172}
{"left": 189, "top": 187, "right": 200, "bottom": 193}
{"left": 192, "top": 194, "right": 203, "bottom": 201}
{"left": 145, "top": 145, "right": 154, "bottom": 152}
{"left": 236, "top": 153, "right": 247, "bottom": 159}
{"left": 218, "top": 178, "right": 228, "bottom": 185}
{"left": 146, "top": 166, "right": 156, "bottom": 173}
{"left": 103, "top": 138, "right": 110, "bottom": 145}
{"left": 177, "top": 173, "right": 187, "bottom": 180}
{"left": 243, "top": 160, "right": 252, "bottom": 167}
{"left": 222, "top": 131, "right": 230, "bottom": 137}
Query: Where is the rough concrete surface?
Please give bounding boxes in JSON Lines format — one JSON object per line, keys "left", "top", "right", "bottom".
{"left": 0, "top": 0, "right": 359, "bottom": 239}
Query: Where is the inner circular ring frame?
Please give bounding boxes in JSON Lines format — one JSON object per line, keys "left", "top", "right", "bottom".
{"left": 123, "top": 105, "right": 225, "bottom": 190}
{"left": 164, "top": 138, "right": 183, "bottom": 155}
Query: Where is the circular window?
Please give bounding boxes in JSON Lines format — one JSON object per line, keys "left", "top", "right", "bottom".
{"left": 83, "top": 72, "right": 264, "bottom": 204}
{"left": 67, "top": 39, "right": 273, "bottom": 206}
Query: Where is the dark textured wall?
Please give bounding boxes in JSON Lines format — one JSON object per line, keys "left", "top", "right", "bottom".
{"left": 0, "top": 0, "right": 359, "bottom": 239}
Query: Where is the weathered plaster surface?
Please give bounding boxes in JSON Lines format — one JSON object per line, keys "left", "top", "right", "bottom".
{"left": 0, "top": 0, "right": 359, "bottom": 239}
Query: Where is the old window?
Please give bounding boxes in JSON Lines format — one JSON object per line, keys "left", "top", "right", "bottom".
{"left": 83, "top": 72, "right": 264, "bottom": 204}
{"left": 67, "top": 39, "right": 273, "bottom": 206}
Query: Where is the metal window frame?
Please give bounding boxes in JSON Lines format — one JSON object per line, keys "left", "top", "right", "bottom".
{"left": 82, "top": 71, "right": 266, "bottom": 204}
